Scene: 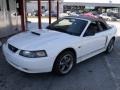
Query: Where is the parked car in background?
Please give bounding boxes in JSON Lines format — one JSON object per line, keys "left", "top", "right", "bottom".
{"left": 3, "top": 15, "right": 117, "bottom": 75}
{"left": 69, "top": 12, "right": 79, "bottom": 16}
{"left": 27, "top": 10, "right": 79, "bottom": 18}
{"left": 32, "top": 10, "right": 38, "bottom": 16}
{"left": 100, "top": 13, "right": 117, "bottom": 21}
{"left": 107, "top": 12, "right": 120, "bottom": 19}
{"left": 59, "top": 13, "right": 69, "bottom": 17}
{"left": 11, "top": 11, "right": 19, "bottom": 17}
{"left": 42, "top": 11, "right": 57, "bottom": 17}
{"left": 66, "top": 11, "right": 81, "bottom": 16}
{"left": 31, "top": 10, "right": 45, "bottom": 16}
{"left": 83, "top": 12, "right": 98, "bottom": 18}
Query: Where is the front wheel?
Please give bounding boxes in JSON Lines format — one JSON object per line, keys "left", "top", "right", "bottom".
{"left": 106, "top": 38, "right": 115, "bottom": 53}
{"left": 53, "top": 51, "right": 76, "bottom": 75}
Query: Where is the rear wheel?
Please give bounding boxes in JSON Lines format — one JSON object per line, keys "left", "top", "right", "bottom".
{"left": 106, "top": 38, "right": 115, "bottom": 53}
{"left": 53, "top": 51, "right": 76, "bottom": 75}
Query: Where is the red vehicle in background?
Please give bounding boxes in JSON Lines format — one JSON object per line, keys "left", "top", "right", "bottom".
{"left": 83, "top": 12, "right": 98, "bottom": 18}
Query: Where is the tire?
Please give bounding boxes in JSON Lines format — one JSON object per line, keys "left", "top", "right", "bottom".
{"left": 53, "top": 51, "right": 76, "bottom": 75}
{"left": 106, "top": 38, "right": 115, "bottom": 53}
{"left": 0, "top": 41, "right": 2, "bottom": 47}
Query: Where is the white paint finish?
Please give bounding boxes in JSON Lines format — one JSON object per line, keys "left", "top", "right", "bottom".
{"left": 3, "top": 44, "right": 54, "bottom": 73}
{"left": 2, "top": 17, "right": 117, "bottom": 73}
{"left": 77, "top": 34, "right": 106, "bottom": 59}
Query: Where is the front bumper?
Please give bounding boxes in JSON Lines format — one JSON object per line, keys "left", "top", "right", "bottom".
{"left": 2, "top": 44, "right": 54, "bottom": 73}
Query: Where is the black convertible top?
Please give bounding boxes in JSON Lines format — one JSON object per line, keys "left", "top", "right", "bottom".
{"left": 65, "top": 15, "right": 109, "bottom": 29}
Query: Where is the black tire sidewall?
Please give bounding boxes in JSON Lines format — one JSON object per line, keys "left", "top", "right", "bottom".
{"left": 106, "top": 39, "right": 115, "bottom": 53}
{"left": 53, "top": 51, "right": 76, "bottom": 75}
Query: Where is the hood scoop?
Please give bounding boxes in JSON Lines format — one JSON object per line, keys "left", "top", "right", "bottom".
{"left": 31, "top": 31, "right": 40, "bottom": 36}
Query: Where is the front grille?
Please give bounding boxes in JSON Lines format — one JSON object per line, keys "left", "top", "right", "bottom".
{"left": 8, "top": 44, "right": 18, "bottom": 53}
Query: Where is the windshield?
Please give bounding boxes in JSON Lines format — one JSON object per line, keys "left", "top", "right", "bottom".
{"left": 47, "top": 18, "right": 88, "bottom": 36}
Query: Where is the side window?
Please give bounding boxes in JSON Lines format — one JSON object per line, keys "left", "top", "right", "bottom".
{"left": 83, "top": 22, "right": 99, "bottom": 37}
{"left": 98, "top": 22, "right": 108, "bottom": 31}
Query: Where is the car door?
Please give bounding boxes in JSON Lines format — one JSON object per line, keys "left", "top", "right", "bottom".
{"left": 77, "top": 21, "right": 107, "bottom": 60}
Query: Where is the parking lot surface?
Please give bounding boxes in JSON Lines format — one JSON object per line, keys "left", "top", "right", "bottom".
{"left": 0, "top": 21, "right": 120, "bottom": 90}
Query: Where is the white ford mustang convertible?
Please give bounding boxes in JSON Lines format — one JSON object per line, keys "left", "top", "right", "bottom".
{"left": 3, "top": 16, "right": 117, "bottom": 75}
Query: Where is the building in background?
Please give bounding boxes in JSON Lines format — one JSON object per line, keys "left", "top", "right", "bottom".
{"left": 0, "top": 0, "right": 120, "bottom": 38}
{"left": 27, "top": 0, "right": 63, "bottom": 15}
{"left": 63, "top": 0, "right": 120, "bottom": 17}
{"left": 0, "top": 0, "right": 60, "bottom": 38}
{"left": 27, "top": 0, "right": 120, "bottom": 17}
{"left": 0, "top": 0, "right": 21, "bottom": 38}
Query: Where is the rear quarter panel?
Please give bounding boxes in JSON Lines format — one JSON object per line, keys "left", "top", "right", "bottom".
{"left": 106, "top": 25, "right": 117, "bottom": 46}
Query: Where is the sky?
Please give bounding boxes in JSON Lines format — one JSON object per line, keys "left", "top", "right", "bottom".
{"left": 63, "top": 0, "right": 120, "bottom": 3}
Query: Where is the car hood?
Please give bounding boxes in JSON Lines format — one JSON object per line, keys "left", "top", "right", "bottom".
{"left": 8, "top": 29, "right": 71, "bottom": 50}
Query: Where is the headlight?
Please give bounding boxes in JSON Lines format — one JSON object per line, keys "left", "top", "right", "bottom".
{"left": 19, "top": 50, "right": 47, "bottom": 58}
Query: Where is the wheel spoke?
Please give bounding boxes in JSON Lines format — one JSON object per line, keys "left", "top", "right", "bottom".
{"left": 59, "top": 61, "right": 64, "bottom": 66}
{"left": 65, "top": 63, "right": 70, "bottom": 68}
{"left": 58, "top": 54, "right": 74, "bottom": 73}
{"left": 60, "top": 65, "right": 66, "bottom": 71}
{"left": 66, "top": 58, "right": 71, "bottom": 63}
{"left": 108, "top": 40, "right": 114, "bottom": 52}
